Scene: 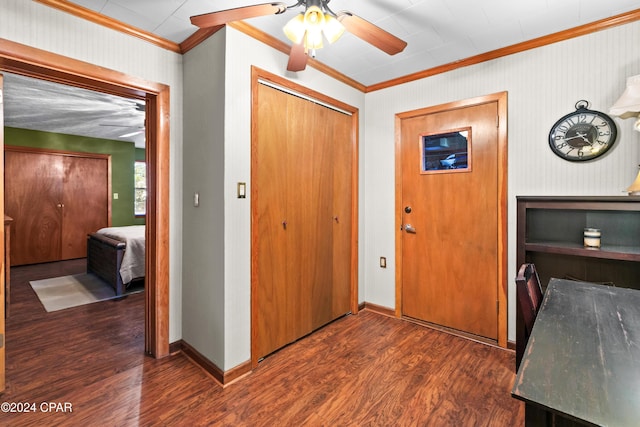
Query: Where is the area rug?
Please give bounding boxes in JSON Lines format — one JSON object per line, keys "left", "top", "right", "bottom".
{"left": 30, "top": 273, "right": 143, "bottom": 312}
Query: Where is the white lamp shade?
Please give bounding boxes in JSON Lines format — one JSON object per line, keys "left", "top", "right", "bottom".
{"left": 610, "top": 74, "right": 640, "bottom": 119}
{"left": 627, "top": 166, "right": 640, "bottom": 195}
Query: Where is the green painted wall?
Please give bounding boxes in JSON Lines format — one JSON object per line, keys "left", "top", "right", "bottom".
{"left": 4, "top": 127, "right": 145, "bottom": 226}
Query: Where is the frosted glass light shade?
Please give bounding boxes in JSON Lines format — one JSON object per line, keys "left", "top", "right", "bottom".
{"left": 283, "top": 7, "right": 345, "bottom": 51}
{"left": 283, "top": 13, "right": 305, "bottom": 44}
{"left": 323, "top": 15, "right": 345, "bottom": 43}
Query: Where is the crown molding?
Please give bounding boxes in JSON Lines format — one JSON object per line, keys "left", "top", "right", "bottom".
{"left": 35, "top": 0, "right": 182, "bottom": 54}
{"left": 31, "top": 2, "right": 640, "bottom": 93}
{"left": 367, "top": 8, "right": 640, "bottom": 92}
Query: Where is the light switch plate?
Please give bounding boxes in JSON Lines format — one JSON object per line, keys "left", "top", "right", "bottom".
{"left": 237, "top": 182, "right": 246, "bottom": 199}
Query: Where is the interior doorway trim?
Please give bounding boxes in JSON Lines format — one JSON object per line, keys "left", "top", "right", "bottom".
{"left": 394, "top": 92, "right": 508, "bottom": 348}
{"left": 0, "top": 37, "right": 170, "bottom": 357}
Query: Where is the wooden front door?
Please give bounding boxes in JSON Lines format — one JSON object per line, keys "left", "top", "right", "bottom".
{"left": 398, "top": 95, "right": 505, "bottom": 341}
{"left": 252, "top": 72, "right": 356, "bottom": 363}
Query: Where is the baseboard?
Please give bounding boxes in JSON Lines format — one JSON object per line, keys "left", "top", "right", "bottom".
{"left": 361, "top": 302, "right": 396, "bottom": 317}
{"left": 171, "top": 339, "right": 252, "bottom": 387}
{"left": 360, "top": 304, "right": 515, "bottom": 351}
{"left": 169, "top": 340, "right": 183, "bottom": 355}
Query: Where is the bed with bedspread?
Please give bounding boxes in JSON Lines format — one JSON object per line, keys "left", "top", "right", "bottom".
{"left": 87, "top": 225, "right": 145, "bottom": 296}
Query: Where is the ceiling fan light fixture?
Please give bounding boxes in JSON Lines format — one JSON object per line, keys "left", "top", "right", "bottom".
{"left": 323, "top": 14, "right": 345, "bottom": 44}
{"left": 283, "top": 13, "right": 305, "bottom": 44}
{"left": 283, "top": 3, "right": 345, "bottom": 53}
{"left": 305, "top": 28, "right": 324, "bottom": 50}
{"left": 303, "top": 5, "right": 324, "bottom": 29}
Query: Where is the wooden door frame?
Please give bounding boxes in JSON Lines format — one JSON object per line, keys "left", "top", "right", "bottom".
{"left": 0, "top": 38, "right": 170, "bottom": 358}
{"left": 394, "top": 92, "right": 508, "bottom": 348}
{"left": 250, "top": 66, "right": 359, "bottom": 367}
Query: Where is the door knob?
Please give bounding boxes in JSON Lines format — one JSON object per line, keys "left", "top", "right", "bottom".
{"left": 405, "top": 224, "right": 416, "bottom": 234}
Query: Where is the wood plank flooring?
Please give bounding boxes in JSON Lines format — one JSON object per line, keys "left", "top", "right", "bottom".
{"left": 1, "top": 260, "right": 524, "bottom": 426}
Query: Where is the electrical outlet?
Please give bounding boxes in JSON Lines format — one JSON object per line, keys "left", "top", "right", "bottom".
{"left": 380, "top": 257, "right": 387, "bottom": 268}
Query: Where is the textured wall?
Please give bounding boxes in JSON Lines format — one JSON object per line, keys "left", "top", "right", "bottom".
{"left": 364, "top": 21, "right": 640, "bottom": 341}
{"left": 182, "top": 32, "right": 226, "bottom": 368}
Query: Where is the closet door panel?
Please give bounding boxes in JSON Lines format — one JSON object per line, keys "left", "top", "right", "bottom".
{"left": 61, "top": 156, "right": 109, "bottom": 259}
{"left": 331, "top": 111, "right": 354, "bottom": 319}
{"left": 5, "top": 150, "right": 63, "bottom": 265}
{"left": 256, "top": 84, "right": 294, "bottom": 358}
{"left": 287, "top": 95, "right": 334, "bottom": 335}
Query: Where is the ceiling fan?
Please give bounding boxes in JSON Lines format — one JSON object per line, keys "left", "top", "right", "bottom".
{"left": 99, "top": 100, "right": 146, "bottom": 139}
{"left": 99, "top": 123, "right": 145, "bottom": 138}
{"left": 190, "top": 0, "right": 408, "bottom": 72}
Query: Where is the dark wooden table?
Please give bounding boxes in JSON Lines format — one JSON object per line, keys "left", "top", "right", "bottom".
{"left": 512, "top": 278, "right": 640, "bottom": 427}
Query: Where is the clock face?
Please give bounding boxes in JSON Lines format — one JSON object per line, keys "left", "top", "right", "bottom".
{"left": 548, "top": 107, "right": 617, "bottom": 161}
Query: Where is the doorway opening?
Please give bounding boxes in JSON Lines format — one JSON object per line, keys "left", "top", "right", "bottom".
{"left": 0, "top": 38, "right": 169, "bottom": 358}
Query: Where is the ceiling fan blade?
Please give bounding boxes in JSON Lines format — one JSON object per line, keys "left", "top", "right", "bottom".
{"left": 337, "top": 11, "right": 407, "bottom": 55}
{"left": 287, "top": 42, "right": 308, "bottom": 72}
{"left": 99, "top": 123, "right": 144, "bottom": 128}
{"left": 190, "top": 3, "right": 287, "bottom": 28}
{"left": 120, "top": 130, "right": 145, "bottom": 138}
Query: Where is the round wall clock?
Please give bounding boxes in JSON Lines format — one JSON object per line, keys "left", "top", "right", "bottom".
{"left": 548, "top": 100, "right": 617, "bottom": 161}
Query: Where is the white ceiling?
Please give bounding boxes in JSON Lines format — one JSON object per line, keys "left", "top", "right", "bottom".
{"left": 4, "top": 73, "right": 146, "bottom": 147}
{"left": 69, "top": 0, "right": 640, "bottom": 86}
{"left": 3, "top": 0, "right": 639, "bottom": 146}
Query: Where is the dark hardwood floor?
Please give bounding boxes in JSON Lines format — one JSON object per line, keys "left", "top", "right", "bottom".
{"left": 1, "top": 260, "right": 524, "bottom": 426}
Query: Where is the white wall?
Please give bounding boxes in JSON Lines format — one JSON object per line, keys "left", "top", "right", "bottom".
{"left": 182, "top": 32, "right": 226, "bottom": 367}
{"left": 363, "top": 22, "right": 640, "bottom": 341}
{"left": 0, "top": 0, "right": 184, "bottom": 342}
{"left": 221, "top": 27, "right": 366, "bottom": 369}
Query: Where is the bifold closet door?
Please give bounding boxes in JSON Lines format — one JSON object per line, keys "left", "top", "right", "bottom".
{"left": 5, "top": 150, "right": 63, "bottom": 265}
{"left": 61, "top": 155, "right": 110, "bottom": 259}
{"left": 5, "top": 147, "right": 110, "bottom": 266}
{"left": 286, "top": 90, "right": 334, "bottom": 339}
{"left": 255, "top": 82, "right": 352, "bottom": 360}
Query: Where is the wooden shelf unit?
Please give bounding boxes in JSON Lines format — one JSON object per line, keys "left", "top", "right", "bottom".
{"left": 515, "top": 196, "right": 640, "bottom": 372}
{"left": 516, "top": 196, "right": 640, "bottom": 291}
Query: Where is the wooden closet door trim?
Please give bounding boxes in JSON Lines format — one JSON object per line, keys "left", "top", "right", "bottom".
{"left": 5, "top": 144, "right": 112, "bottom": 160}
